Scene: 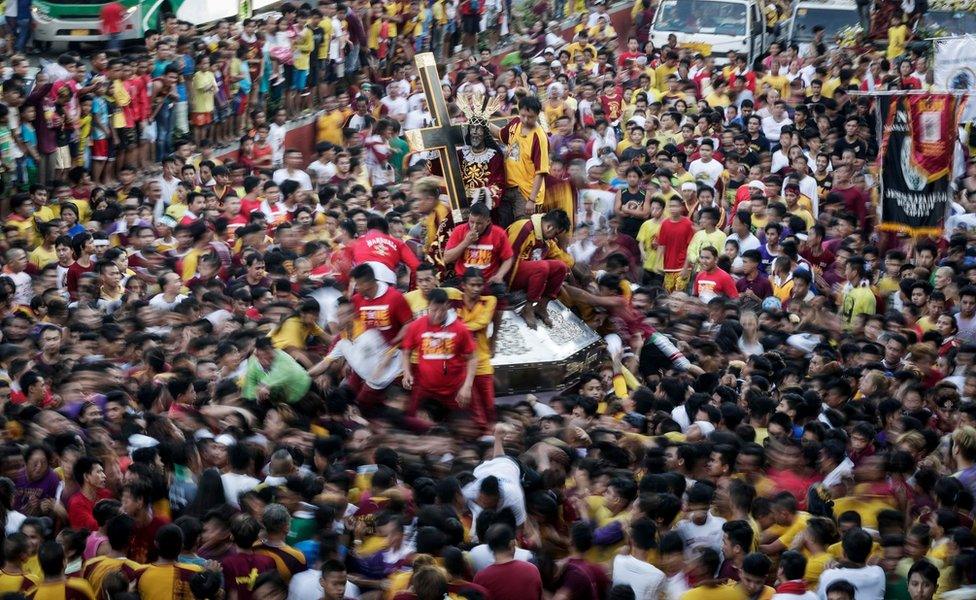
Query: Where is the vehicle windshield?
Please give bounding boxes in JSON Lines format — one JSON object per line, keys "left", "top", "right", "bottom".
{"left": 791, "top": 6, "right": 858, "bottom": 42}
{"left": 653, "top": 0, "right": 748, "bottom": 36}
{"left": 926, "top": 10, "right": 976, "bottom": 36}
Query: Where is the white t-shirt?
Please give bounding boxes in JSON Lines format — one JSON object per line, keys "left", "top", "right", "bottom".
{"left": 149, "top": 293, "right": 188, "bottom": 311}
{"left": 462, "top": 456, "right": 527, "bottom": 534}
{"left": 732, "top": 232, "right": 761, "bottom": 255}
{"left": 674, "top": 512, "right": 727, "bottom": 558}
{"left": 268, "top": 123, "right": 287, "bottom": 166}
{"left": 307, "top": 160, "right": 336, "bottom": 184}
{"left": 273, "top": 168, "right": 314, "bottom": 191}
{"left": 816, "top": 565, "right": 885, "bottom": 600}
{"left": 287, "top": 568, "right": 359, "bottom": 600}
{"left": 762, "top": 115, "right": 793, "bottom": 141}
{"left": 612, "top": 554, "right": 666, "bottom": 600}
{"left": 773, "top": 592, "right": 818, "bottom": 600}
{"left": 380, "top": 95, "right": 408, "bottom": 120}
{"left": 468, "top": 544, "right": 533, "bottom": 573}
{"left": 688, "top": 158, "right": 724, "bottom": 187}
{"left": 221, "top": 472, "right": 260, "bottom": 507}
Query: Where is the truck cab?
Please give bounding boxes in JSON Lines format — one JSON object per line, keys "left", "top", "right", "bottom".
{"left": 648, "top": 0, "right": 769, "bottom": 64}
{"left": 784, "top": 0, "right": 859, "bottom": 56}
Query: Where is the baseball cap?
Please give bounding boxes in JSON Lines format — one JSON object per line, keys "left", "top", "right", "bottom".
{"left": 681, "top": 182, "right": 697, "bottom": 191}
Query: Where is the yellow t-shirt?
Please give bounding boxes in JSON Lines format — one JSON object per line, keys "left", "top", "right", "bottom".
{"left": 777, "top": 512, "right": 811, "bottom": 548}
{"left": 458, "top": 295, "right": 497, "bottom": 376}
{"left": 28, "top": 245, "right": 57, "bottom": 269}
{"left": 804, "top": 550, "right": 832, "bottom": 587}
{"left": 681, "top": 583, "right": 747, "bottom": 600}
{"left": 82, "top": 556, "right": 146, "bottom": 597}
{"left": 270, "top": 315, "right": 327, "bottom": 350}
{"left": 30, "top": 579, "right": 94, "bottom": 600}
{"left": 135, "top": 562, "right": 205, "bottom": 600}
{"left": 687, "top": 229, "right": 728, "bottom": 270}
{"left": 293, "top": 27, "right": 314, "bottom": 70}
{"left": 887, "top": 24, "right": 908, "bottom": 60}
{"left": 404, "top": 287, "right": 462, "bottom": 318}
{"left": 0, "top": 570, "right": 37, "bottom": 595}
{"left": 500, "top": 120, "right": 550, "bottom": 203}
{"left": 655, "top": 64, "right": 677, "bottom": 92}
{"left": 317, "top": 110, "right": 349, "bottom": 145}
{"left": 191, "top": 71, "right": 217, "bottom": 114}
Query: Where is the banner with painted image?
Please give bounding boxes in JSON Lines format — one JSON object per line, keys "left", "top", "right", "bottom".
{"left": 877, "top": 93, "right": 957, "bottom": 236}
{"left": 934, "top": 36, "right": 976, "bottom": 91}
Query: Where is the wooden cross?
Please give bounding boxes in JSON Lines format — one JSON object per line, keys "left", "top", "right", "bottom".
{"left": 405, "top": 52, "right": 509, "bottom": 223}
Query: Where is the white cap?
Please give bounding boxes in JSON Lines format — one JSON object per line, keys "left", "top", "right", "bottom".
{"left": 681, "top": 182, "right": 697, "bottom": 191}
{"left": 551, "top": 60, "right": 562, "bottom": 68}
{"left": 544, "top": 46, "right": 555, "bottom": 54}
{"left": 194, "top": 429, "right": 216, "bottom": 441}
{"left": 531, "top": 56, "right": 546, "bottom": 65}
{"left": 214, "top": 433, "right": 238, "bottom": 447}
{"left": 128, "top": 434, "right": 159, "bottom": 454}
{"left": 747, "top": 180, "right": 766, "bottom": 191}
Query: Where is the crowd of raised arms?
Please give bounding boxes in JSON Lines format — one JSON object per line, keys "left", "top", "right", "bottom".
{"left": 0, "top": 0, "right": 968, "bottom": 599}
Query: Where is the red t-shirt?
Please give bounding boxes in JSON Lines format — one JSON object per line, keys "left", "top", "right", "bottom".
{"left": 66, "top": 261, "right": 95, "bottom": 300}
{"left": 351, "top": 230, "right": 420, "bottom": 275}
{"left": 240, "top": 196, "right": 262, "bottom": 217}
{"left": 693, "top": 268, "right": 740, "bottom": 300}
{"left": 473, "top": 560, "right": 543, "bottom": 600}
{"left": 445, "top": 224, "right": 514, "bottom": 280}
{"left": 65, "top": 488, "right": 115, "bottom": 530}
{"left": 401, "top": 315, "right": 475, "bottom": 397}
{"left": 657, "top": 217, "right": 695, "bottom": 271}
{"left": 352, "top": 284, "right": 413, "bottom": 343}
{"left": 221, "top": 552, "right": 277, "bottom": 600}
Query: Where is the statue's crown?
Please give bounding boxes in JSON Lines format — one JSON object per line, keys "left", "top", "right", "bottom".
{"left": 456, "top": 91, "right": 502, "bottom": 128}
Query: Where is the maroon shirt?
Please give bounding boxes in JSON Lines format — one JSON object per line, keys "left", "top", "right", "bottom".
{"left": 555, "top": 558, "right": 610, "bottom": 600}
{"left": 221, "top": 552, "right": 277, "bottom": 600}
{"left": 473, "top": 560, "right": 543, "bottom": 600}
{"left": 130, "top": 515, "right": 170, "bottom": 563}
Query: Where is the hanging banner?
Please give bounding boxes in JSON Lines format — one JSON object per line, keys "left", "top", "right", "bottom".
{"left": 877, "top": 93, "right": 957, "bottom": 236}
{"left": 934, "top": 37, "right": 976, "bottom": 91}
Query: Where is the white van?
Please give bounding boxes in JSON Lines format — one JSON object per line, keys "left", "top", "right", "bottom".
{"left": 648, "top": 0, "right": 769, "bottom": 64}
{"left": 785, "top": 0, "right": 859, "bottom": 56}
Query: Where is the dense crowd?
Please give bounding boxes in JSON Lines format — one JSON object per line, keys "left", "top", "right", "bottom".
{"left": 0, "top": 0, "right": 969, "bottom": 600}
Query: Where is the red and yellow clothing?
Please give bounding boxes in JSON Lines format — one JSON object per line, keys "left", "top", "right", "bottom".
{"left": 253, "top": 542, "right": 307, "bottom": 583}
{"left": 505, "top": 214, "right": 574, "bottom": 286}
{"left": 220, "top": 552, "right": 277, "bottom": 600}
{"left": 0, "top": 570, "right": 38, "bottom": 595}
{"left": 133, "top": 562, "right": 204, "bottom": 600}
{"left": 28, "top": 579, "right": 95, "bottom": 600}
{"left": 457, "top": 296, "right": 496, "bottom": 376}
{"left": 444, "top": 224, "right": 514, "bottom": 281}
{"left": 543, "top": 174, "right": 576, "bottom": 229}
{"left": 499, "top": 119, "right": 550, "bottom": 204}
{"left": 82, "top": 556, "right": 146, "bottom": 597}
